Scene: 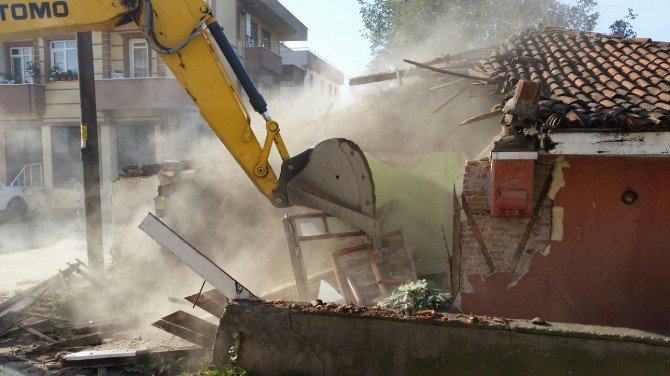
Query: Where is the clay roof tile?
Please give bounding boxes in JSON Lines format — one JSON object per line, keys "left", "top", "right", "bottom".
{"left": 472, "top": 27, "right": 670, "bottom": 130}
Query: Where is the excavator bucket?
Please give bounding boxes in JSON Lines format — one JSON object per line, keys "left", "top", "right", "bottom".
{"left": 274, "top": 139, "right": 380, "bottom": 248}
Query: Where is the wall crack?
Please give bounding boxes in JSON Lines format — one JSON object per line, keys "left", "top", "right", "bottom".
{"left": 288, "top": 309, "right": 327, "bottom": 376}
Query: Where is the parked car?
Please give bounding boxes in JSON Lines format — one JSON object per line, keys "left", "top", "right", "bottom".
{"left": 0, "top": 185, "right": 27, "bottom": 222}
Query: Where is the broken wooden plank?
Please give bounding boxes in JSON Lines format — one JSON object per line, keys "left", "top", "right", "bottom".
{"left": 349, "top": 57, "right": 449, "bottom": 86}
{"left": 427, "top": 78, "right": 465, "bottom": 91}
{"left": 161, "top": 311, "right": 218, "bottom": 338}
{"left": 169, "top": 297, "right": 194, "bottom": 307}
{"left": 47, "top": 333, "right": 103, "bottom": 350}
{"left": 73, "top": 267, "right": 103, "bottom": 288}
{"left": 139, "top": 213, "right": 258, "bottom": 301}
{"left": 62, "top": 347, "right": 207, "bottom": 369}
{"left": 404, "top": 59, "right": 492, "bottom": 82}
{"left": 185, "top": 289, "right": 228, "bottom": 318}
{"left": 0, "top": 312, "right": 29, "bottom": 338}
{"left": 349, "top": 69, "right": 411, "bottom": 86}
{"left": 510, "top": 166, "right": 555, "bottom": 272}
{"left": 62, "top": 349, "right": 138, "bottom": 368}
{"left": 433, "top": 84, "right": 472, "bottom": 114}
{"left": 459, "top": 109, "right": 504, "bottom": 126}
{"left": 152, "top": 317, "right": 214, "bottom": 349}
{"left": 19, "top": 325, "right": 57, "bottom": 343}
{"left": 282, "top": 215, "right": 310, "bottom": 301}
{"left": 451, "top": 187, "right": 462, "bottom": 295}
{"left": 0, "top": 261, "right": 83, "bottom": 336}
{"left": 461, "top": 194, "right": 495, "bottom": 274}
{"left": 58, "top": 270, "right": 70, "bottom": 291}
{"left": 21, "top": 312, "right": 71, "bottom": 323}
{"left": 71, "top": 319, "right": 132, "bottom": 336}
{"left": 442, "top": 224, "right": 452, "bottom": 292}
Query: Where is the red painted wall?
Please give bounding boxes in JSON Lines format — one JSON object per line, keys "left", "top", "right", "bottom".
{"left": 461, "top": 156, "right": 670, "bottom": 333}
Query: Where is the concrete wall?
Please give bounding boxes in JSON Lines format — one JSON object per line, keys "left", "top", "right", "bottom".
{"left": 214, "top": 303, "right": 670, "bottom": 375}
{"left": 459, "top": 155, "right": 670, "bottom": 332}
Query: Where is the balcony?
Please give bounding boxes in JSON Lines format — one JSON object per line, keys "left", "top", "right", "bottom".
{"left": 281, "top": 64, "right": 306, "bottom": 86}
{"left": 95, "top": 78, "right": 195, "bottom": 111}
{"left": 245, "top": 47, "right": 283, "bottom": 77}
{"left": 0, "top": 84, "right": 46, "bottom": 115}
{"left": 241, "top": 0, "right": 308, "bottom": 41}
{"left": 280, "top": 48, "right": 344, "bottom": 85}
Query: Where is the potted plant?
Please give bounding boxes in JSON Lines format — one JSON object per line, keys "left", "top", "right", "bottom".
{"left": 66, "top": 70, "right": 78, "bottom": 81}
{"left": 48, "top": 65, "right": 63, "bottom": 82}
{"left": 25, "top": 61, "right": 41, "bottom": 83}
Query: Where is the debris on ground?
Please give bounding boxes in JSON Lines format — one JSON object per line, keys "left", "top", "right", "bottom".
{"left": 263, "top": 300, "right": 510, "bottom": 328}
{"left": 0, "top": 259, "right": 208, "bottom": 375}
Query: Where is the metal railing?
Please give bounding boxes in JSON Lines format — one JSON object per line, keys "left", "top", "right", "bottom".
{"left": 10, "top": 162, "right": 45, "bottom": 190}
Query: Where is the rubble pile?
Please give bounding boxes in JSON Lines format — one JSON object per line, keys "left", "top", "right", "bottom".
{"left": 263, "top": 300, "right": 511, "bottom": 328}
{"left": 0, "top": 260, "right": 205, "bottom": 375}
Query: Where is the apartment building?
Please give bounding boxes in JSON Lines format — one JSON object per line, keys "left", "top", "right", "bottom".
{"left": 0, "top": 0, "right": 307, "bottom": 209}
{"left": 280, "top": 44, "right": 344, "bottom": 120}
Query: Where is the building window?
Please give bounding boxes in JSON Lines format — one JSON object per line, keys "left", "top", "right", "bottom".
{"left": 309, "top": 74, "right": 314, "bottom": 88}
{"left": 248, "top": 21, "right": 259, "bottom": 47}
{"left": 261, "top": 30, "right": 271, "bottom": 50}
{"left": 329, "top": 84, "right": 333, "bottom": 98}
{"left": 320, "top": 80, "right": 324, "bottom": 94}
{"left": 5, "top": 128, "right": 42, "bottom": 183}
{"left": 129, "top": 38, "right": 149, "bottom": 78}
{"left": 50, "top": 40, "right": 78, "bottom": 72}
{"left": 9, "top": 47, "right": 33, "bottom": 84}
{"left": 52, "top": 126, "right": 83, "bottom": 188}
{"left": 334, "top": 87, "right": 338, "bottom": 98}
{"left": 236, "top": 7, "right": 243, "bottom": 44}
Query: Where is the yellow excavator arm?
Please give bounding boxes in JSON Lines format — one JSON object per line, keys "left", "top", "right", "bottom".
{"left": 0, "top": 0, "right": 379, "bottom": 244}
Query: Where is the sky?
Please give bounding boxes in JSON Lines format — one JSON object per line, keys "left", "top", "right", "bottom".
{"left": 280, "top": 0, "right": 670, "bottom": 85}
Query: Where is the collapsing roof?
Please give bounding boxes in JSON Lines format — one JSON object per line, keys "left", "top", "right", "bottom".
{"left": 480, "top": 28, "right": 670, "bottom": 130}
{"left": 353, "top": 27, "right": 670, "bottom": 131}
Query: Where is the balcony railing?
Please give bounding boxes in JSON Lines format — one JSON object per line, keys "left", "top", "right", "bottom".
{"left": 0, "top": 84, "right": 46, "bottom": 115}
{"left": 11, "top": 162, "right": 44, "bottom": 190}
{"left": 281, "top": 64, "right": 306, "bottom": 86}
{"left": 95, "top": 77, "right": 195, "bottom": 111}
{"left": 245, "top": 46, "right": 282, "bottom": 76}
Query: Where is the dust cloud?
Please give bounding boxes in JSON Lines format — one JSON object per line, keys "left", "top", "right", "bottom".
{"left": 0, "top": 22, "right": 505, "bottom": 334}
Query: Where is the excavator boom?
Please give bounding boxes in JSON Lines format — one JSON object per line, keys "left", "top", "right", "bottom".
{"left": 0, "top": 0, "right": 379, "bottom": 245}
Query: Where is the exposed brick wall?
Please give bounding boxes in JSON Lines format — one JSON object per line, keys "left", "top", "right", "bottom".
{"left": 459, "top": 160, "right": 553, "bottom": 280}
{"left": 462, "top": 160, "right": 489, "bottom": 213}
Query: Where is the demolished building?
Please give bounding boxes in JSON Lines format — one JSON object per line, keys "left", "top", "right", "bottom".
{"left": 382, "top": 27, "right": 670, "bottom": 332}
{"left": 113, "top": 27, "right": 670, "bottom": 333}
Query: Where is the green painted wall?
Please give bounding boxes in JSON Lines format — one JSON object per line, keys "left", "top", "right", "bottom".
{"left": 367, "top": 152, "right": 464, "bottom": 274}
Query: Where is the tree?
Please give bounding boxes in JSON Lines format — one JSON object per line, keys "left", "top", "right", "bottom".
{"left": 609, "top": 8, "right": 637, "bottom": 38}
{"left": 359, "top": 0, "right": 600, "bottom": 68}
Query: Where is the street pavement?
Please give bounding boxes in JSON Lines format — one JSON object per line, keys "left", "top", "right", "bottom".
{"left": 0, "top": 218, "right": 86, "bottom": 292}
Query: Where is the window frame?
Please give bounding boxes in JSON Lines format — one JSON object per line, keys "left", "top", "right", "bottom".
{"left": 128, "top": 38, "right": 150, "bottom": 78}
{"left": 9, "top": 46, "right": 33, "bottom": 84}
{"left": 249, "top": 21, "right": 259, "bottom": 47}
{"left": 50, "top": 40, "right": 78, "bottom": 73}
{"left": 261, "top": 29, "right": 271, "bottom": 50}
